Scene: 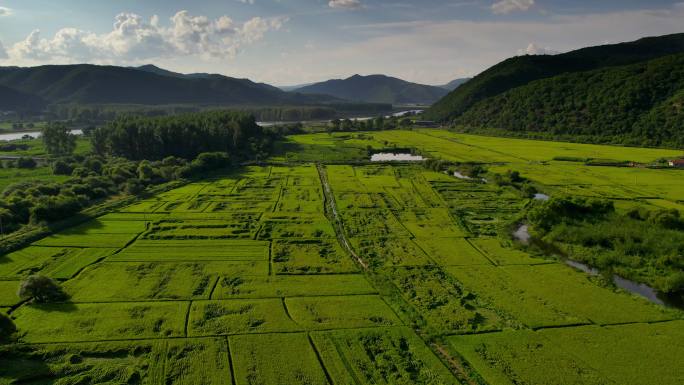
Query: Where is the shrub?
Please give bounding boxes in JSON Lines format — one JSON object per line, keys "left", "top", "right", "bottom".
{"left": 17, "top": 275, "right": 68, "bottom": 303}
{"left": 51, "top": 160, "right": 73, "bottom": 175}
{"left": 16, "top": 157, "right": 37, "bottom": 169}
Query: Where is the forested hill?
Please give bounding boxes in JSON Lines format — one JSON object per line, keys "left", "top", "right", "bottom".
{"left": 425, "top": 33, "right": 684, "bottom": 122}
{"left": 0, "top": 84, "right": 46, "bottom": 111}
{"left": 455, "top": 53, "right": 684, "bottom": 147}
{"left": 294, "top": 74, "right": 449, "bottom": 105}
{"left": 0, "top": 64, "right": 339, "bottom": 106}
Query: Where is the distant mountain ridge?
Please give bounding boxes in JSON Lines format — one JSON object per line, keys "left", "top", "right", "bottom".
{"left": 438, "top": 78, "right": 471, "bottom": 91}
{"left": 294, "top": 74, "right": 449, "bottom": 105}
{"left": 425, "top": 33, "right": 684, "bottom": 122}
{"left": 0, "top": 64, "right": 341, "bottom": 107}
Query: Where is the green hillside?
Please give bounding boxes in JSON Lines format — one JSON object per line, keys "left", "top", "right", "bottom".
{"left": 425, "top": 33, "right": 684, "bottom": 122}
{"left": 295, "top": 74, "right": 448, "bottom": 105}
{"left": 455, "top": 53, "right": 684, "bottom": 147}
{"left": 0, "top": 84, "right": 46, "bottom": 111}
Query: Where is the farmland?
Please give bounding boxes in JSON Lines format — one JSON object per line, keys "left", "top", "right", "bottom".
{"left": 1, "top": 131, "right": 683, "bottom": 384}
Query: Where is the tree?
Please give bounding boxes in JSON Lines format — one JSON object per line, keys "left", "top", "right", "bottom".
{"left": 42, "top": 123, "right": 77, "bottom": 157}
{"left": 18, "top": 275, "right": 68, "bottom": 303}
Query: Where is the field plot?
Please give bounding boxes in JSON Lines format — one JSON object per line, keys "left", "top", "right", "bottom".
{"left": 424, "top": 129, "right": 682, "bottom": 163}
{"left": 230, "top": 332, "right": 329, "bottom": 385}
{"left": 285, "top": 295, "right": 399, "bottom": 329}
{"left": 340, "top": 210, "right": 410, "bottom": 238}
{"left": 13, "top": 301, "right": 188, "bottom": 343}
{"left": 258, "top": 212, "right": 335, "bottom": 239}
{"left": 448, "top": 329, "right": 609, "bottom": 385}
{"left": 449, "top": 320, "right": 684, "bottom": 385}
{"left": 469, "top": 238, "right": 550, "bottom": 265}
{"left": 397, "top": 208, "right": 466, "bottom": 238}
{"left": 109, "top": 239, "right": 269, "bottom": 262}
{"left": 0, "top": 246, "right": 68, "bottom": 279}
{"left": 272, "top": 239, "right": 358, "bottom": 274}
{"left": 188, "top": 299, "right": 300, "bottom": 335}
{"left": 430, "top": 180, "right": 525, "bottom": 236}
{"left": 65, "top": 261, "right": 265, "bottom": 301}
{"left": 447, "top": 264, "right": 675, "bottom": 328}
{"left": 539, "top": 321, "right": 684, "bottom": 385}
{"left": 277, "top": 186, "right": 324, "bottom": 212}
{"left": 414, "top": 237, "right": 491, "bottom": 266}
{"left": 212, "top": 274, "right": 374, "bottom": 299}
{"left": 34, "top": 219, "right": 146, "bottom": 248}
{"left": 386, "top": 266, "right": 504, "bottom": 334}
{"left": 0, "top": 280, "right": 19, "bottom": 307}
{"left": 311, "top": 327, "right": 459, "bottom": 385}
{"left": 0, "top": 338, "right": 232, "bottom": 384}
{"left": 144, "top": 216, "right": 261, "bottom": 240}
{"left": 351, "top": 237, "right": 433, "bottom": 267}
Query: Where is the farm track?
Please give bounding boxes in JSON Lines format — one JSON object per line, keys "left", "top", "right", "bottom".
{"left": 316, "top": 164, "right": 368, "bottom": 270}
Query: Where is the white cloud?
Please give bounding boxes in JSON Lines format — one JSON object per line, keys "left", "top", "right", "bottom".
{"left": 238, "top": 0, "right": 255, "bottom": 3}
{"left": 517, "top": 43, "right": 559, "bottom": 55}
{"left": 0, "top": 6, "right": 12, "bottom": 17}
{"left": 329, "top": 0, "right": 362, "bottom": 10}
{"left": 491, "top": 0, "right": 534, "bottom": 14}
{"left": 0, "top": 41, "right": 7, "bottom": 60}
{"left": 5, "top": 10, "right": 287, "bottom": 64}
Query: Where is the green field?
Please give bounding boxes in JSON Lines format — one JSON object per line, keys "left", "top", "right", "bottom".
{"left": 1, "top": 132, "right": 682, "bottom": 384}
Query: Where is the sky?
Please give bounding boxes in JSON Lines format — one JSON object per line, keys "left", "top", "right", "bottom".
{"left": 0, "top": 0, "right": 683, "bottom": 86}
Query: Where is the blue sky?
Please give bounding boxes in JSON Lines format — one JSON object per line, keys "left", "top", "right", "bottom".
{"left": 0, "top": 0, "right": 683, "bottom": 85}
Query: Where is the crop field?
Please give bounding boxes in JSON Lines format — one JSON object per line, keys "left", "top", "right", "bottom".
{"left": 1, "top": 132, "right": 682, "bottom": 384}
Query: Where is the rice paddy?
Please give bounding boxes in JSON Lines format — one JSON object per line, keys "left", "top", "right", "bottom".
{"left": 1, "top": 132, "right": 682, "bottom": 384}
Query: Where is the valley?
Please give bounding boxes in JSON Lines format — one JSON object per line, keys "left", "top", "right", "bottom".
{"left": 1, "top": 129, "right": 682, "bottom": 384}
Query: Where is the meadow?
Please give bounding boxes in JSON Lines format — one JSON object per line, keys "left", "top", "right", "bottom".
{"left": 0, "top": 131, "right": 682, "bottom": 384}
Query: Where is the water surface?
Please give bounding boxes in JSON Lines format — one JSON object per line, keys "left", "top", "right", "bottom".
{"left": 371, "top": 153, "right": 424, "bottom": 162}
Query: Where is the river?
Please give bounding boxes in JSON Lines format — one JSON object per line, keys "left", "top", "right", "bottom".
{"left": 0, "top": 129, "right": 83, "bottom": 141}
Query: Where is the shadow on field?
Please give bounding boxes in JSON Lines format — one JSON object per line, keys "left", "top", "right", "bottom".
{"left": 28, "top": 301, "right": 78, "bottom": 313}
{"left": 0, "top": 344, "right": 52, "bottom": 384}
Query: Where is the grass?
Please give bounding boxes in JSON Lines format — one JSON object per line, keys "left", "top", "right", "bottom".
{"left": 0, "top": 337, "right": 231, "bottom": 384}
{"left": 13, "top": 301, "right": 189, "bottom": 343}
{"left": 311, "top": 327, "right": 460, "bottom": 385}
{"left": 285, "top": 295, "right": 399, "bottom": 330}
{"left": 110, "top": 239, "right": 270, "bottom": 262}
{"left": 230, "top": 332, "right": 329, "bottom": 385}
{"left": 449, "top": 320, "right": 684, "bottom": 385}
{"left": 64, "top": 262, "right": 263, "bottom": 301}
{"left": 446, "top": 264, "right": 677, "bottom": 328}
{"left": 272, "top": 239, "right": 359, "bottom": 274}
{"left": 351, "top": 237, "right": 434, "bottom": 268}
{"left": 469, "top": 238, "right": 550, "bottom": 265}
{"left": 0, "top": 167, "right": 70, "bottom": 192}
{"left": 212, "top": 274, "right": 375, "bottom": 299}
{"left": 385, "top": 266, "right": 503, "bottom": 334}
{"left": 0, "top": 280, "right": 19, "bottom": 307}
{"left": 1, "top": 147, "right": 683, "bottom": 384}
{"left": 188, "top": 299, "right": 301, "bottom": 336}
{"left": 413, "top": 237, "right": 491, "bottom": 266}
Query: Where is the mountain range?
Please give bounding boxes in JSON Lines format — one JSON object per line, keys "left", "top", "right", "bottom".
{"left": 0, "top": 65, "right": 460, "bottom": 111}
{"left": 292, "top": 74, "right": 450, "bottom": 105}
{"left": 0, "top": 64, "right": 341, "bottom": 109}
